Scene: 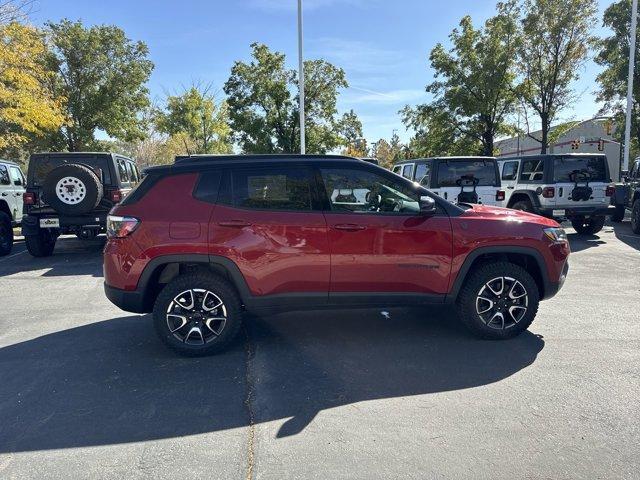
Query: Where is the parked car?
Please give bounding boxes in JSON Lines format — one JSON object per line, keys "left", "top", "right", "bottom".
{"left": 21, "top": 152, "right": 140, "bottom": 257}
{"left": 610, "top": 156, "right": 640, "bottom": 233}
{"left": 392, "top": 157, "right": 505, "bottom": 207}
{"left": 497, "top": 153, "right": 616, "bottom": 235}
{"left": 0, "top": 159, "right": 26, "bottom": 256}
{"left": 103, "top": 154, "right": 570, "bottom": 356}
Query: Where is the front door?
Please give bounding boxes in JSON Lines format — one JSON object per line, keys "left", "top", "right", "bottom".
{"left": 8, "top": 165, "right": 25, "bottom": 221}
{"left": 318, "top": 165, "right": 453, "bottom": 299}
{"left": 500, "top": 160, "right": 519, "bottom": 205}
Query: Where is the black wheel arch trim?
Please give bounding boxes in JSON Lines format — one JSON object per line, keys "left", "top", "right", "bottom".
{"left": 507, "top": 190, "right": 541, "bottom": 210}
{"left": 445, "top": 246, "right": 557, "bottom": 303}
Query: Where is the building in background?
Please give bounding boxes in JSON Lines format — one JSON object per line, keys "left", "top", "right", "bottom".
{"left": 495, "top": 117, "right": 622, "bottom": 181}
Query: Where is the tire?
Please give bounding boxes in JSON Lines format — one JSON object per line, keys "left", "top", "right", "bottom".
{"left": 610, "top": 204, "right": 625, "bottom": 223}
{"left": 510, "top": 200, "right": 533, "bottom": 213}
{"left": 0, "top": 211, "right": 13, "bottom": 256}
{"left": 42, "top": 164, "right": 103, "bottom": 215}
{"left": 631, "top": 200, "right": 640, "bottom": 234}
{"left": 153, "top": 271, "right": 243, "bottom": 356}
{"left": 571, "top": 215, "right": 606, "bottom": 235}
{"left": 25, "top": 229, "right": 57, "bottom": 257}
{"left": 455, "top": 261, "right": 540, "bottom": 340}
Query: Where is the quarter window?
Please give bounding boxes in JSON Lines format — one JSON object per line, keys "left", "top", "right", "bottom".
{"left": 401, "top": 164, "right": 414, "bottom": 180}
{"left": 320, "top": 167, "right": 420, "bottom": 215}
{"left": 231, "top": 166, "right": 313, "bottom": 211}
{"left": 501, "top": 161, "right": 519, "bottom": 181}
{"left": 415, "top": 163, "right": 430, "bottom": 185}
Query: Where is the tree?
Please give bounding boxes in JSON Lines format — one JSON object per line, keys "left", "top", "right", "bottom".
{"left": 0, "top": 0, "right": 34, "bottom": 25}
{"left": 0, "top": 22, "right": 64, "bottom": 156}
{"left": 370, "top": 132, "right": 410, "bottom": 168}
{"left": 595, "top": 0, "right": 640, "bottom": 156}
{"left": 155, "top": 85, "right": 232, "bottom": 155}
{"left": 516, "top": 0, "right": 598, "bottom": 153}
{"left": 224, "top": 43, "right": 352, "bottom": 154}
{"left": 46, "top": 19, "right": 154, "bottom": 151}
{"left": 338, "top": 109, "right": 368, "bottom": 156}
{"left": 402, "top": 3, "right": 519, "bottom": 157}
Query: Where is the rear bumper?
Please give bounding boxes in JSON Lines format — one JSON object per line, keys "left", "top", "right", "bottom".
{"left": 538, "top": 205, "right": 617, "bottom": 218}
{"left": 104, "top": 283, "right": 147, "bottom": 313}
{"left": 22, "top": 213, "right": 108, "bottom": 235}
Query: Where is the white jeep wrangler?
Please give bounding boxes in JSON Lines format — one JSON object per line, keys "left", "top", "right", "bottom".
{"left": 0, "top": 159, "right": 26, "bottom": 256}
{"left": 498, "top": 153, "right": 616, "bottom": 235}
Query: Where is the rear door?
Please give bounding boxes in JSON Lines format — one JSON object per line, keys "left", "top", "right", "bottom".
{"left": 318, "top": 164, "right": 453, "bottom": 299}
{"left": 209, "top": 164, "right": 330, "bottom": 302}
{"left": 500, "top": 160, "right": 519, "bottom": 205}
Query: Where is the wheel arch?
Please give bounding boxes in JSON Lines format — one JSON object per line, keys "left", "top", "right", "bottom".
{"left": 447, "top": 247, "right": 549, "bottom": 302}
{"left": 507, "top": 190, "right": 540, "bottom": 210}
{"left": 0, "top": 199, "right": 11, "bottom": 217}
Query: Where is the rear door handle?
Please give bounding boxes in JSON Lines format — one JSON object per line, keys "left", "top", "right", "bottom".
{"left": 218, "top": 220, "right": 251, "bottom": 228}
{"left": 333, "top": 223, "right": 366, "bottom": 231}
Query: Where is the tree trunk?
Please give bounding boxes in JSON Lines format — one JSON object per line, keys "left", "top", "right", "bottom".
{"left": 482, "top": 130, "right": 494, "bottom": 156}
{"left": 540, "top": 112, "right": 549, "bottom": 154}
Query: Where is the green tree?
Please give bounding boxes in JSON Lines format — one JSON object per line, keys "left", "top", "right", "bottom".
{"left": 403, "top": 3, "right": 519, "bottom": 157}
{"left": 516, "top": 0, "right": 598, "bottom": 153}
{"left": 0, "top": 22, "right": 64, "bottom": 156}
{"left": 156, "top": 85, "right": 232, "bottom": 155}
{"left": 224, "top": 43, "right": 351, "bottom": 154}
{"left": 46, "top": 19, "right": 154, "bottom": 151}
{"left": 338, "top": 109, "right": 367, "bottom": 156}
{"left": 595, "top": 0, "right": 640, "bottom": 157}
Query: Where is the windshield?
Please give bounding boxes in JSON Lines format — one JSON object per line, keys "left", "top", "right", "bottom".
{"left": 553, "top": 156, "right": 607, "bottom": 182}
{"left": 436, "top": 160, "right": 498, "bottom": 187}
{"left": 29, "top": 155, "right": 112, "bottom": 186}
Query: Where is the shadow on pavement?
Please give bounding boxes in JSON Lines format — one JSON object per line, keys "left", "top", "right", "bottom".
{"left": 611, "top": 220, "right": 640, "bottom": 252}
{"left": 566, "top": 232, "right": 607, "bottom": 253}
{"left": 0, "top": 309, "right": 544, "bottom": 451}
{"left": 0, "top": 235, "right": 105, "bottom": 278}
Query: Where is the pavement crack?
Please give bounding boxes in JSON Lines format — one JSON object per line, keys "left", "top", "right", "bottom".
{"left": 243, "top": 321, "right": 257, "bottom": 480}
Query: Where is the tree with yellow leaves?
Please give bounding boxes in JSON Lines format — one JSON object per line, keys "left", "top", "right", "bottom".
{"left": 0, "top": 22, "right": 64, "bottom": 155}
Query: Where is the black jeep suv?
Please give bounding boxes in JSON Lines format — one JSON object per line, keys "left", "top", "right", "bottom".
{"left": 22, "top": 152, "right": 140, "bottom": 256}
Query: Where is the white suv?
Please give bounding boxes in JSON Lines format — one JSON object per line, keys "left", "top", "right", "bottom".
{"left": 498, "top": 153, "right": 616, "bottom": 235}
{"left": 0, "top": 159, "right": 26, "bottom": 255}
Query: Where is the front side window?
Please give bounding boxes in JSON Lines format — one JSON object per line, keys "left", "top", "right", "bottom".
{"left": 501, "top": 161, "right": 519, "bottom": 181}
{"left": 0, "top": 165, "right": 9, "bottom": 185}
{"left": 520, "top": 159, "right": 544, "bottom": 182}
{"left": 320, "top": 167, "right": 420, "bottom": 214}
{"left": 118, "top": 159, "right": 130, "bottom": 184}
{"left": 415, "top": 163, "right": 430, "bottom": 185}
{"left": 553, "top": 156, "right": 607, "bottom": 182}
{"left": 126, "top": 162, "right": 139, "bottom": 184}
{"left": 231, "top": 166, "right": 313, "bottom": 211}
{"left": 401, "top": 164, "right": 414, "bottom": 180}
{"left": 436, "top": 160, "right": 498, "bottom": 187}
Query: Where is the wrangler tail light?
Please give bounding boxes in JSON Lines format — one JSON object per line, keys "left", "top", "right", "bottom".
{"left": 496, "top": 190, "right": 506, "bottom": 201}
{"left": 23, "top": 192, "right": 37, "bottom": 205}
{"left": 106, "top": 215, "right": 139, "bottom": 238}
{"left": 605, "top": 185, "right": 615, "bottom": 197}
{"left": 542, "top": 187, "right": 555, "bottom": 198}
{"left": 108, "top": 189, "right": 123, "bottom": 203}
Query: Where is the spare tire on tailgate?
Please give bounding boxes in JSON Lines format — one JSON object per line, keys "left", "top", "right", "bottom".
{"left": 43, "top": 164, "right": 103, "bottom": 215}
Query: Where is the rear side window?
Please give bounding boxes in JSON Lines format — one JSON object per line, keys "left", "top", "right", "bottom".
{"left": 231, "top": 166, "right": 313, "bottom": 211}
{"left": 401, "top": 164, "right": 414, "bottom": 179}
{"left": 415, "top": 163, "right": 430, "bottom": 185}
{"left": 436, "top": 160, "right": 498, "bottom": 187}
{"left": 519, "top": 159, "right": 544, "bottom": 182}
{"left": 501, "top": 161, "right": 519, "bottom": 181}
{"left": 553, "top": 156, "right": 607, "bottom": 182}
{"left": 118, "top": 159, "right": 130, "bottom": 184}
{"left": 0, "top": 165, "right": 9, "bottom": 185}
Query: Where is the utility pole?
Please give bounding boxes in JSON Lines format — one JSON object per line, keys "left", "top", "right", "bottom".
{"left": 297, "top": 0, "right": 306, "bottom": 154}
{"left": 623, "top": 0, "right": 638, "bottom": 171}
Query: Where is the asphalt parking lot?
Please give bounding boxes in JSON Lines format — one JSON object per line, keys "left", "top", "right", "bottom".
{"left": 0, "top": 222, "right": 638, "bottom": 480}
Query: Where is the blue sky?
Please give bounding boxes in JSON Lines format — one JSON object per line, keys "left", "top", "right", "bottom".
{"left": 34, "top": 0, "right": 614, "bottom": 144}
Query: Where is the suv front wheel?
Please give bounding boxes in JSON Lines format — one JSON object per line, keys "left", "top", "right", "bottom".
{"left": 153, "top": 272, "right": 243, "bottom": 356}
{"left": 25, "top": 229, "right": 57, "bottom": 257}
{"left": 456, "top": 261, "right": 540, "bottom": 340}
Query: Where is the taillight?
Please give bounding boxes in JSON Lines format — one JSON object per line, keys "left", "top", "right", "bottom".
{"left": 106, "top": 215, "right": 139, "bottom": 238}
{"left": 542, "top": 187, "right": 555, "bottom": 198}
{"left": 496, "top": 190, "right": 506, "bottom": 201}
{"left": 108, "top": 189, "right": 123, "bottom": 203}
{"left": 605, "top": 185, "right": 615, "bottom": 197}
{"left": 23, "top": 192, "right": 36, "bottom": 205}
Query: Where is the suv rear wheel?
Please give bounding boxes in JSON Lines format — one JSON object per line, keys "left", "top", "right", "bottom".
{"left": 610, "top": 205, "right": 625, "bottom": 223}
{"left": 570, "top": 215, "right": 605, "bottom": 235}
{"left": 153, "top": 272, "right": 243, "bottom": 356}
{"left": 510, "top": 199, "right": 533, "bottom": 213}
{"left": 0, "top": 211, "right": 13, "bottom": 256}
{"left": 631, "top": 200, "right": 640, "bottom": 234}
{"left": 456, "top": 261, "right": 540, "bottom": 340}
{"left": 25, "top": 229, "right": 57, "bottom": 257}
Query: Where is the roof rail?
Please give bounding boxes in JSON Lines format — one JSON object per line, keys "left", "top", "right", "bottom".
{"left": 173, "top": 154, "right": 358, "bottom": 164}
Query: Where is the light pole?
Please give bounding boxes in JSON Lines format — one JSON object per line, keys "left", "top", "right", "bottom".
{"left": 623, "top": 0, "right": 638, "bottom": 171}
{"left": 297, "top": 0, "right": 306, "bottom": 155}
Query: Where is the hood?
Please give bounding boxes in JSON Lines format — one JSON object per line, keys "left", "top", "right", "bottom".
{"left": 460, "top": 203, "right": 560, "bottom": 227}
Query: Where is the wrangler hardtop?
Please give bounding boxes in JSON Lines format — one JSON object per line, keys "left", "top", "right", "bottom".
{"left": 392, "top": 156, "right": 504, "bottom": 207}
{"left": 22, "top": 152, "right": 140, "bottom": 257}
{"left": 498, "top": 153, "right": 616, "bottom": 235}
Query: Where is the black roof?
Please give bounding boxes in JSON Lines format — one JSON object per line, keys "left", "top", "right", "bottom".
{"left": 0, "top": 158, "right": 20, "bottom": 167}
{"left": 394, "top": 156, "right": 496, "bottom": 165}
{"left": 499, "top": 153, "right": 607, "bottom": 160}
{"left": 30, "top": 152, "right": 134, "bottom": 161}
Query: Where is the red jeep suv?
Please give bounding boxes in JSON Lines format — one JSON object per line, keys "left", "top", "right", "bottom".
{"left": 104, "top": 155, "right": 569, "bottom": 356}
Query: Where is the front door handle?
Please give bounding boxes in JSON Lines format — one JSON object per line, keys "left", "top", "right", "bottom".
{"left": 333, "top": 223, "right": 366, "bottom": 231}
{"left": 218, "top": 220, "right": 251, "bottom": 228}
{"left": 507, "top": 186, "right": 515, "bottom": 189}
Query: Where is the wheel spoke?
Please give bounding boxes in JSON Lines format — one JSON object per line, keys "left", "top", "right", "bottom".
{"left": 486, "top": 277, "right": 505, "bottom": 296}
{"left": 487, "top": 311, "right": 505, "bottom": 329}
{"left": 167, "top": 314, "right": 188, "bottom": 332}
{"left": 202, "top": 291, "right": 223, "bottom": 311}
{"left": 476, "top": 296, "right": 494, "bottom": 314}
{"left": 508, "top": 305, "right": 527, "bottom": 323}
{"left": 508, "top": 280, "right": 527, "bottom": 299}
{"left": 205, "top": 317, "right": 227, "bottom": 335}
{"left": 184, "top": 326, "right": 205, "bottom": 345}
{"left": 174, "top": 290, "right": 195, "bottom": 310}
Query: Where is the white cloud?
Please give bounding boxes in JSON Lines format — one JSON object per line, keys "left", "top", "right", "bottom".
{"left": 308, "top": 37, "right": 406, "bottom": 74}
{"left": 344, "top": 86, "right": 427, "bottom": 105}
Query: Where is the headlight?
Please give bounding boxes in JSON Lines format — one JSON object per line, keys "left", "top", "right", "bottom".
{"left": 543, "top": 227, "right": 567, "bottom": 243}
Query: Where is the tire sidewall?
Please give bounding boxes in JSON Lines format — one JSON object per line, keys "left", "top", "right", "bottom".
{"left": 0, "top": 212, "right": 13, "bottom": 256}
{"left": 43, "top": 164, "right": 103, "bottom": 215}
{"left": 632, "top": 201, "right": 640, "bottom": 234}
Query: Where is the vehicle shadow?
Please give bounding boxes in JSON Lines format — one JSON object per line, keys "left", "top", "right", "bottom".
{"left": 611, "top": 220, "right": 640, "bottom": 252}
{"left": 0, "top": 235, "right": 105, "bottom": 278}
{"left": 566, "top": 232, "right": 607, "bottom": 253}
{"left": 0, "top": 309, "right": 544, "bottom": 452}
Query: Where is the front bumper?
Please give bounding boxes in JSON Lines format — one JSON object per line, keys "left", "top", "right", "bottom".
{"left": 104, "top": 283, "right": 147, "bottom": 313}
{"left": 543, "top": 261, "right": 569, "bottom": 300}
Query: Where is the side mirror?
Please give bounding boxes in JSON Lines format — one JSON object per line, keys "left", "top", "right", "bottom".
{"left": 419, "top": 195, "right": 437, "bottom": 215}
